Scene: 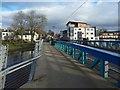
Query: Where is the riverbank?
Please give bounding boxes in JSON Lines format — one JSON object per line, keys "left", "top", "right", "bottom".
{"left": 2, "top": 41, "right": 35, "bottom": 52}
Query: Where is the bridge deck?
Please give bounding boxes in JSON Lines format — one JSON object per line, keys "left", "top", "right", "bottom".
{"left": 21, "top": 43, "right": 116, "bottom": 88}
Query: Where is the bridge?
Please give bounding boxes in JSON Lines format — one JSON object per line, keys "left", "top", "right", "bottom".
{"left": 0, "top": 40, "right": 120, "bottom": 89}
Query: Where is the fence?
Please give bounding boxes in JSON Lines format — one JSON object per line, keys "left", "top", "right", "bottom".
{"left": 70, "top": 40, "right": 120, "bottom": 53}
{"left": 0, "top": 45, "right": 8, "bottom": 89}
{"left": 55, "top": 41, "right": 120, "bottom": 87}
{"left": 0, "top": 39, "right": 43, "bottom": 89}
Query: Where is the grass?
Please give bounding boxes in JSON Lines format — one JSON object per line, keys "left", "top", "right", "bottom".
{"left": 2, "top": 40, "right": 35, "bottom": 52}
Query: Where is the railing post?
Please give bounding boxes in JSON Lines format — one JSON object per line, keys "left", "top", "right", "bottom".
{"left": 67, "top": 46, "right": 69, "bottom": 54}
{"left": 72, "top": 48, "right": 76, "bottom": 59}
{"left": 29, "top": 39, "right": 42, "bottom": 82}
{"left": 60, "top": 44, "right": 62, "bottom": 51}
{"left": 56, "top": 43, "right": 58, "bottom": 48}
{"left": 64, "top": 45, "right": 66, "bottom": 52}
{"left": 69, "top": 47, "right": 73, "bottom": 55}
{"left": 82, "top": 52, "right": 86, "bottom": 64}
{"left": 114, "top": 43, "right": 118, "bottom": 50}
{"left": 100, "top": 60, "right": 109, "bottom": 78}
{"left": 59, "top": 43, "right": 61, "bottom": 50}
{"left": 29, "top": 41, "right": 37, "bottom": 82}
{"left": 106, "top": 42, "right": 108, "bottom": 49}
{"left": 99, "top": 42, "right": 102, "bottom": 48}
{"left": 61, "top": 44, "right": 63, "bottom": 51}
{"left": 0, "top": 45, "right": 8, "bottom": 89}
{"left": 28, "top": 60, "right": 36, "bottom": 82}
{"left": 94, "top": 42, "right": 96, "bottom": 47}
{"left": 64, "top": 45, "right": 67, "bottom": 52}
{"left": 63, "top": 44, "right": 64, "bottom": 52}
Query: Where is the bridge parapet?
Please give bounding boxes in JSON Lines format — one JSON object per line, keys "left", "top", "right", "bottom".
{"left": 55, "top": 41, "right": 120, "bottom": 87}
{"left": 0, "top": 39, "right": 43, "bottom": 89}
{"left": 70, "top": 40, "right": 120, "bottom": 53}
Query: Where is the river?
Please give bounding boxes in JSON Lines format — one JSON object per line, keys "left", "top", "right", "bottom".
{"left": 7, "top": 50, "right": 34, "bottom": 67}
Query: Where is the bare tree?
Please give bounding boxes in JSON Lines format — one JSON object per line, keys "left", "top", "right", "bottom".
{"left": 11, "top": 10, "right": 47, "bottom": 44}
{"left": 11, "top": 11, "right": 26, "bottom": 46}
{"left": 36, "top": 28, "right": 47, "bottom": 39}
{"left": 26, "top": 10, "right": 47, "bottom": 43}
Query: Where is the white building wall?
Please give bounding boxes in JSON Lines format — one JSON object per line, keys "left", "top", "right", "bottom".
{"left": 23, "top": 35, "right": 31, "bottom": 41}
{"left": 67, "top": 26, "right": 99, "bottom": 41}
{"left": 81, "top": 28, "right": 85, "bottom": 39}
{"left": 18, "top": 32, "right": 39, "bottom": 41}
{"left": 33, "top": 32, "right": 39, "bottom": 41}
{"left": 2, "top": 32, "right": 14, "bottom": 40}
{"left": 86, "top": 28, "right": 95, "bottom": 40}
{"left": 73, "top": 28, "right": 85, "bottom": 40}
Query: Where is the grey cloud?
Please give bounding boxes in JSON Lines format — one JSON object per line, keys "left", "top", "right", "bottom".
{"left": 1, "top": 2, "right": 118, "bottom": 32}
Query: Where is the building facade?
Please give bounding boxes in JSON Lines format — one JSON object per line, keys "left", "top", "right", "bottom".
{"left": 66, "top": 21, "right": 99, "bottom": 40}
{"left": 18, "top": 32, "right": 39, "bottom": 41}
{"left": 2, "top": 31, "right": 14, "bottom": 40}
{"left": 1, "top": 29, "right": 39, "bottom": 41}
{"left": 60, "top": 30, "right": 68, "bottom": 41}
{"left": 99, "top": 31, "right": 120, "bottom": 41}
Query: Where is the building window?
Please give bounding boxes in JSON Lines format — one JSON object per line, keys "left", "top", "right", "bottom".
{"left": 91, "top": 29, "right": 93, "bottom": 31}
{"left": 86, "top": 37, "right": 89, "bottom": 40}
{"left": 91, "top": 37, "right": 93, "bottom": 39}
{"left": 87, "top": 33, "right": 88, "bottom": 34}
{"left": 79, "top": 29, "right": 81, "bottom": 30}
{"left": 82, "top": 33, "right": 84, "bottom": 34}
{"left": 75, "top": 37, "right": 76, "bottom": 39}
{"left": 75, "top": 33, "right": 76, "bottom": 34}
{"left": 91, "top": 33, "right": 93, "bottom": 35}
{"left": 70, "top": 27, "right": 74, "bottom": 36}
{"left": 6, "top": 33, "right": 8, "bottom": 36}
{"left": 87, "top": 29, "right": 89, "bottom": 30}
{"left": 11, "top": 33, "right": 14, "bottom": 35}
{"left": 3, "top": 33, "right": 5, "bottom": 35}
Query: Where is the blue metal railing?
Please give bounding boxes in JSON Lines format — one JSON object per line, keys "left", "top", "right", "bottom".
{"left": 69, "top": 40, "right": 120, "bottom": 52}
{"left": 55, "top": 41, "right": 120, "bottom": 87}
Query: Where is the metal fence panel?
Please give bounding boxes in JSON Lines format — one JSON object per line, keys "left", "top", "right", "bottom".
{"left": 0, "top": 45, "right": 8, "bottom": 89}
{"left": 0, "top": 39, "right": 43, "bottom": 89}
{"left": 5, "top": 64, "right": 31, "bottom": 88}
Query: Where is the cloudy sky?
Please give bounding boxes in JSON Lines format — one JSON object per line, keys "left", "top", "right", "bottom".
{"left": 1, "top": 0, "right": 119, "bottom": 33}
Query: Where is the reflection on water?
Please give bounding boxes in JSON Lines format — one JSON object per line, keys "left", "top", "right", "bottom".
{"left": 7, "top": 50, "right": 34, "bottom": 67}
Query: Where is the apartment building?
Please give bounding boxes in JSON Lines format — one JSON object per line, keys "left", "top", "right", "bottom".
{"left": 66, "top": 21, "right": 99, "bottom": 40}
{"left": 99, "top": 31, "right": 120, "bottom": 40}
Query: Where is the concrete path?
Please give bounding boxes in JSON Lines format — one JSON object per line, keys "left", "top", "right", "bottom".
{"left": 21, "top": 43, "right": 116, "bottom": 88}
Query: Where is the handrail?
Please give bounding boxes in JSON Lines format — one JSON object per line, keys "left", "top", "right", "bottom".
{"left": 66, "top": 40, "right": 120, "bottom": 53}
{"left": 56, "top": 41, "right": 120, "bottom": 66}
{"left": 0, "top": 39, "right": 43, "bottom": 89}
{"left": 0, "top": 55, "right": 41, "bottom": 76}
{"left": 70, "top": 40, "right": 120, "bottom": 43}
